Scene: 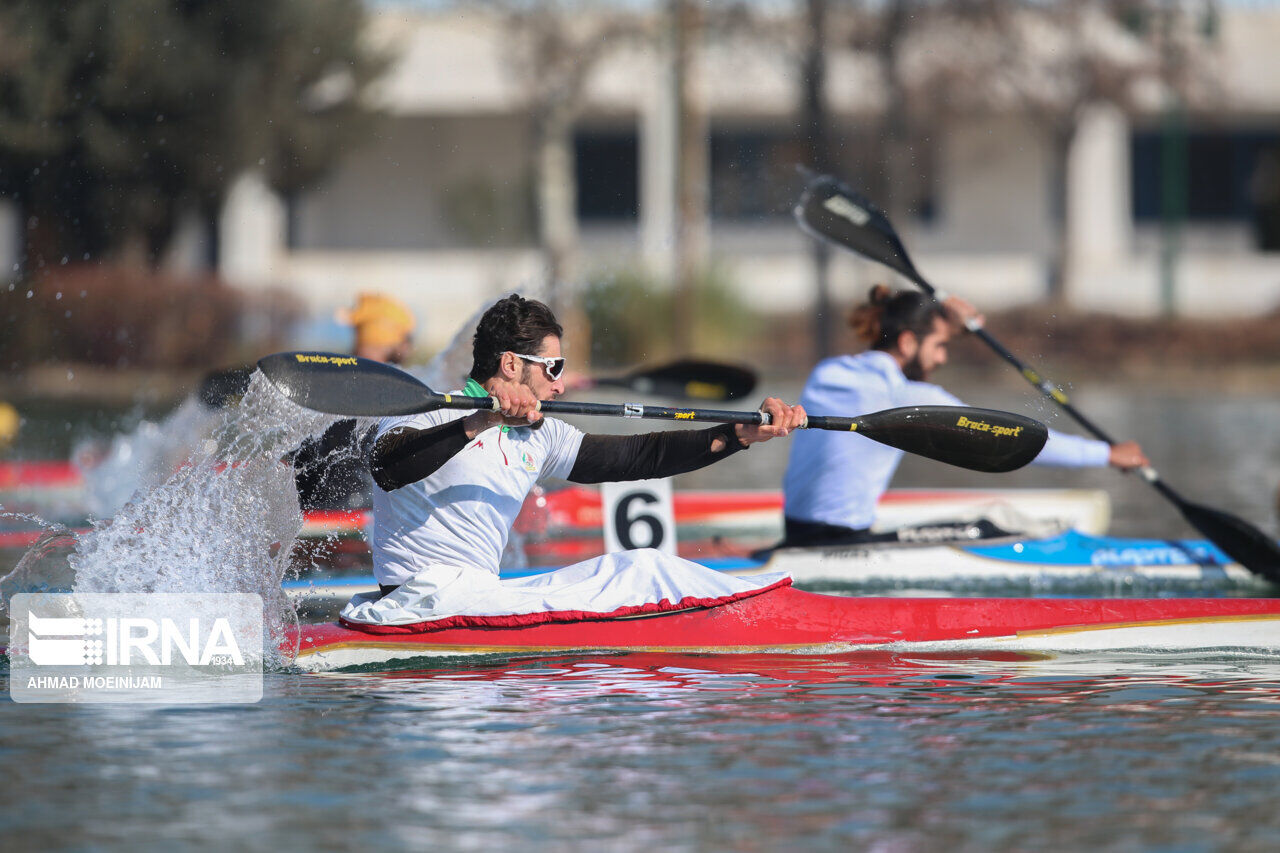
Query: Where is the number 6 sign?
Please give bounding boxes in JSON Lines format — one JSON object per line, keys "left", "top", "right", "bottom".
{"left": 601, "top": 478, "right": 678, "bottom": 554}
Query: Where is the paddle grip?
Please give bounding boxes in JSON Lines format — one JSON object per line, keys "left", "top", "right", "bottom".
{"left": 800, "top": 415, "right": 856, "bottom": 431}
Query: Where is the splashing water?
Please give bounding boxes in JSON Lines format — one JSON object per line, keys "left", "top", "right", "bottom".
{"left": 70, "top": 297, "right": 503, "bottom": 520}
{"left": 3, "top": 373, "right": 337, "bottom": 664}
{"left": 73, "top": 396, "right": 224, "bottom": 519}
{"left": 0, "top": 511, "right": 80, "bottom": 600}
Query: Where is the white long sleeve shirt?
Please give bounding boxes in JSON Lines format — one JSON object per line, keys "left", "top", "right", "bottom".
{"left": 370, "top": 409, "right": 584, "bottom": 587}
{"left": 781, "top": 350, "right": 1111, "bottom": 530}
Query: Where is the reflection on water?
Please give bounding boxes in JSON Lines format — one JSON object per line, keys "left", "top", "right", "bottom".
{"left": 3, "top": 651, "right": 1280, "bottom": 850}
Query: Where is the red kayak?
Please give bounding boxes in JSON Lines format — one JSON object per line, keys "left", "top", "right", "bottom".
{"left": 289, "top": 585, "right": 1280, "bottom": 671}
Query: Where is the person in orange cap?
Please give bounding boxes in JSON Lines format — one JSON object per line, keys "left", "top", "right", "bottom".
{"left": 337, "top": 292, "right": 416, "bottom": 366}
{"left": 0, "top": 401, "right": 19, "bottom": 452}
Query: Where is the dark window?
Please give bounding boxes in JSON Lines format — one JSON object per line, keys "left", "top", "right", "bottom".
{"left": 573, "top": 125, "right": 937, "bottom": 225}
{"left": 711, "top": 128, "right": 936, "bottom": 223}
{"left": 575, "top": 131, "right": 639, "bottom": 221}
{"left": 710, "top": 131, "right": 806, "bottom": 221}
{"left": 1132, "top": 128, "right": 1280, "bottom": 223}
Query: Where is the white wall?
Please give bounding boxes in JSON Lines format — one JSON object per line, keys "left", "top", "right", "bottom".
{"left": 214, "top": 5, "right": 1280, "bottom": 325}
{"left": 220, "top": 172, "right": 287, "bottom": 286}
{"left": 294, "top": 114, "right": 532, "bottom": 252}
{"left": 934, "top": 117, "right": 1054, "bottom": 255}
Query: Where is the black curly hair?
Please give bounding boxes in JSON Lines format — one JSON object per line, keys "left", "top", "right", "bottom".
{"left": 848, "top": 284, "right": 945, "bottom": 351}
{"left": 469, "top": 294, "right": 564, "bottom": 383}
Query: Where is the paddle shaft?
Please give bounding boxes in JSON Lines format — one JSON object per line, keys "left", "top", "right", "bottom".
{"left": 906, "top": 269, "right": 1193, "bottom": 503}
{"left": 429, "top": 393, "right": 861, "bottom": 430}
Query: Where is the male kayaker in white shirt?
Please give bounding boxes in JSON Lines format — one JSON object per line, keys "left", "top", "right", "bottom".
{"left": 344, "top": 294, "right": 805, "bottom": 626}
{"left": 780, "top": 285, "right": 1149, "bottom": 548}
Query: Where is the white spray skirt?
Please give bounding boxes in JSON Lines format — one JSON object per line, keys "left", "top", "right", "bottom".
{"left": 338, "top": 549, "right": 789, "bottom": 632}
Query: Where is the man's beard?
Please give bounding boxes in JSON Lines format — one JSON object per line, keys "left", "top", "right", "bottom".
{"left": 518, "top": 365, "right": 547, "bottom": 429}
{"left": 902, "top": 353, "right": 927, "bottom": 382}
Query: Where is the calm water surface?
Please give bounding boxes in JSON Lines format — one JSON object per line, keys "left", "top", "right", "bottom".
{"left": 3, "top": 653, "right": 1280, "bottom": 850}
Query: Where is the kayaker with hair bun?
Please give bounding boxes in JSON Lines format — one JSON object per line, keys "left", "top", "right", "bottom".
{"left": 780, "top": 285, "right": 1149, "bottom": 548}
{"left": 338, "top": 293, "right": 807, "bottom": 628}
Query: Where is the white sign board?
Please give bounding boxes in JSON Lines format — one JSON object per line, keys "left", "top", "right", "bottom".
{"left": 601, "top": 478, "right": 677, "bottom": 554}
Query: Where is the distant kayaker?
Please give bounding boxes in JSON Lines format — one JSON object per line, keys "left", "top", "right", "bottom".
{"left": 780, "top": 285, "right": 1149, "bottom": 548}
{"left": 0, "top": 401, "right": 19, "bottom": 451}
{"left": 351, "top": 294, "right": 805, "bottom": 619}
{"left": 293, "top": 292, "right": 416, "bottom": 510}
{"left": 339, "top": 291, "right": 416, "bottom": 365}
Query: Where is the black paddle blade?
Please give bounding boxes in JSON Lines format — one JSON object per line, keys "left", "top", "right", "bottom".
{"left": 609, "top": 359, "right": 757, "bottom": 401}
{"left": 1178, "top": 500, "right": 1280, "bottom": 583}
{"left": 256, "top": 352, "right": 438, "bottom": 417}
{"left": 198, "top": 366, "right": 253, "bottom": 409}
{"left": 855, "top": 406, "right": 1048, "bottom": 473}
{"left": 794, "top": 173, "right": 929, "bottom": 290}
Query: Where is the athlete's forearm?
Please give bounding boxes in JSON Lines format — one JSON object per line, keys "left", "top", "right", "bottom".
{"left": 371, "top": 420, "right": 470, "bottom": 491}
{"left": 1031, "top": 429, "right": 1112, "bottom": 468}
{"left": 567, "top": 424, "right": 746, "bottom": 484}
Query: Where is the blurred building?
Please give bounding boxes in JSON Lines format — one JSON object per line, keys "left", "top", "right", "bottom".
{"left": 16, "top": 2, "right": 1280, "bottom": 351}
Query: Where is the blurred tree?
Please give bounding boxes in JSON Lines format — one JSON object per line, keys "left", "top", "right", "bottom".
{"left": 0, "top": 0, "right": 387, "bottom": 270}
{"left": 860, "top": 0, "right": 1220, "bottom": 304}
{"left": 489, "top": 1, "right": 646, "bottom": 312}
{"left": 799, "top": 0, "right": 834, "bottom": 360}
{"left": 581, "top": 264, "right": 760, "bottom": 368}
{"left": 483, "top": 0, "right": 648, "bottom": 370}
{"left": 730, "top": 0, "right": 1218, "bottom": 314}
{"left": 490, "top": 0, "right": 754, "bottom": 359}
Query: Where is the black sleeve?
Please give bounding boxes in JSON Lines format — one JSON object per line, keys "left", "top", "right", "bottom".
{"left": 567, "top": 423, "right": 747, "bottom": 484}
{"left": 370, "top": 418, "right": 470, "bottom": 491}
{"left": 294, "top": 419, "right": 366, "bottom": 510}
